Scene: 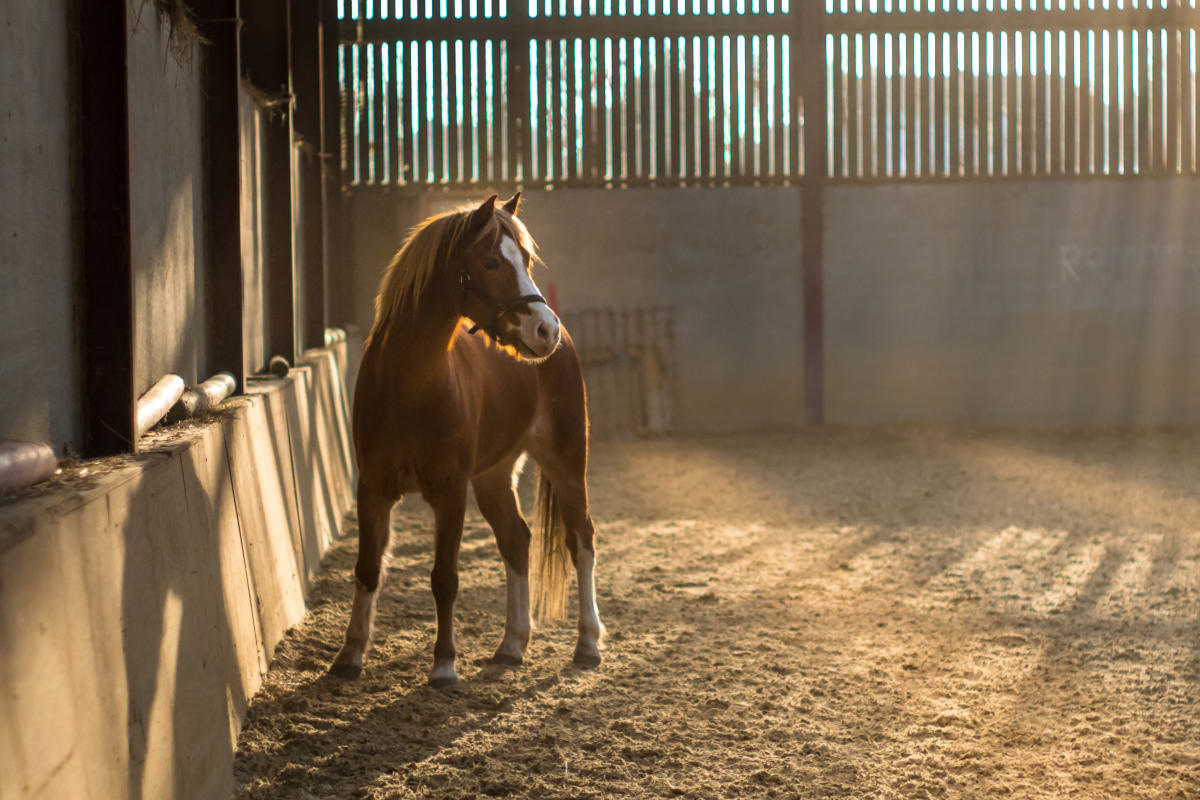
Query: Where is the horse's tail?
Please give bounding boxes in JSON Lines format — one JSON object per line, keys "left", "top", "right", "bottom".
{"left": 531, "top": 469, "right": 570, "bottom": 623}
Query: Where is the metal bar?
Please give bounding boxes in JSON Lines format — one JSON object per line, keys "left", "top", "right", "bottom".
{"left": 1108, "top": 27, "right": 1121, "bottom": 175}
{"left": 80, "top": 0, "right": 135, "bottom": 455}
{"left": 1123, "top": 26, "right": 1135, "bottom": 174}
{"left": 755, "top": 33, "right": 768, "bottom": 179}
{"left": 906, "top": 32, "right": 918, "bottom": 177}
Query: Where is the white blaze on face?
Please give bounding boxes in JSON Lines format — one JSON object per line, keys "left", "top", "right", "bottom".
{"left": 500, "top": 235, "right": 561, "bottom": 358}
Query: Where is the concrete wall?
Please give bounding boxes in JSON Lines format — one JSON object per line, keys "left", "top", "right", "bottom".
{"left": 128, "top": 13, "right": 210, "bottom": 393}
{"left": 348, "top": 178, "right": 1200, "bottom": 429}
{"left": 0, "top": 343, "right": 356, "bottom": 800}
{"left": 0, "top": 1, "right": 82, "bottom": 453}
{"left": 826, "top": 178, "right": 1200, "bottom": 426}
{"left": 350, "top": 188, "right": 807, "bottom": 432}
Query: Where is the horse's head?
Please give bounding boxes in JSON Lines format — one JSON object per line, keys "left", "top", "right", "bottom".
{"left": 458, "top": 193, "right": 562, "bottom": 362}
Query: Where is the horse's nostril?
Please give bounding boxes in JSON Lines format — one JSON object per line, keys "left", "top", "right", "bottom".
{"left": 536, "top": 322, "right": 550, "bottom": 342}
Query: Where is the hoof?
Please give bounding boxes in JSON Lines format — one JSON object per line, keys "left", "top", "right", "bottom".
{"left": 429, "top": 674, "right": 460, "bottom": 690}
{"left": 572, "top": 648, "right": 602, "bottom": 668}
{"left": 328, "top": 663, "right": 363, "bottom": 680}
{"left": 489, "top": 652, "right": 524, "bottom": 667}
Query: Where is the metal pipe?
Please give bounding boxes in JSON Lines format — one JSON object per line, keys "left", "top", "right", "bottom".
{"left": 166, "top": 372, "right": 238, "bottom": 423}
{"left": 0, "top": 441, "right": 58, "bottom": 494}
{"left": 135, "top": 374, "right": 185, "bottom": 438}
{"left": 323, "top": 327, "right": 346, "bottom": 346}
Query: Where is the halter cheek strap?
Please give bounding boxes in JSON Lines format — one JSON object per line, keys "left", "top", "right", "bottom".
{"left": 459, "top": 268, "right": 547, "bottom": 340}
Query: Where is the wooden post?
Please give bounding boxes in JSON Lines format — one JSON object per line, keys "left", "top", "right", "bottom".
{"left": 320, "top": 0, "right": 347, "bottom": 328}
{"left": 243, "top": 0, "right": 298, "bottom": 367}
{"left": 800, "top": 4, "right": 827, "bottom": 425}
{"left": 196, "top": 0, "right": 246, "bottom": 388}
{"left": 80, "top": 0, "right": 135, "bottom": 455}
{"left": 293, "top": 0, "right": 327, "bottom": 351}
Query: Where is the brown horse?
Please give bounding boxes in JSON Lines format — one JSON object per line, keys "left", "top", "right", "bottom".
{"left": 331, "top": 193, "right": 604, "bottom": 688}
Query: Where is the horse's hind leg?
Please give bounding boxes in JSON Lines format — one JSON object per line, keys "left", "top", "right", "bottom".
{"left": 331, "top": 482, "right": 397, "bottom": 679}
{"left": 472, "top": 456, "right": 532, "bottom": 666}
{"left": 529, "top": 451, "right": 605, "bottom": 667}
{"left": 553, "top": 478, "right": 605, "bottom": 667}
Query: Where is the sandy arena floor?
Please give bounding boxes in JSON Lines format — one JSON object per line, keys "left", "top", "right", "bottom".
{"left": 234, "top": 428, "right": 1200, "bottom": 799}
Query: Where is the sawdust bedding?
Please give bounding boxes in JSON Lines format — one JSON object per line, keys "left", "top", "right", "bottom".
{"left": 235, "top": 428, "right": 1200, "bottom": 799}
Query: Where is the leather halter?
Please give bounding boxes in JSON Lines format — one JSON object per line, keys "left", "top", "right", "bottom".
{"left": 458, "top": 265, "right": 547, "bottom": 340}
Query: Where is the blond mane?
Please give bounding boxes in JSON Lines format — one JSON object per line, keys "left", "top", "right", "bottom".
{"left": 368, "top": 203, "right": 540, "bottom": 345}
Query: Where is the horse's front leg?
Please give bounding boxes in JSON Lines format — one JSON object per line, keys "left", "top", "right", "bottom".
{"left": 331, "top": 481, "right": 397, "bottom": 679}
{"left": 428, "top": 481, "right": 469, "bottom": 688}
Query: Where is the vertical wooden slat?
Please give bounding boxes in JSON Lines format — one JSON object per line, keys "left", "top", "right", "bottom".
{"left": 1065, "top": 28, "right": 1077, "bottom": 175}
{"left": 584, "top": 37, "right": 597, "bottom": 182}
{"left": 1169, "top": 26, "right": 1182, "bottom": 173}
{"left": 546, "top": 37, "right": 557, "bottom": 182}
{"left": 949, "top": 32, "right": 960, "bottom": 176}
{"left": 875, "top": 33, "right": 887, "bottom": 178}
{"left": 715, "top": 35, "right": 728, "bottom": 181}
{"left": 778, "top": 33, "right": 790, "bottom": 178}
{"left": 1091, "top": 28, "right": 1104, "bottom": 175}
{"left": 965, "top": 32, "right": 977, "bottom": 176}
{"left": 1022, "top": 29, "right": 1036, "bottom": 175}
{"left": 933, "top": 32, "right": 944, "bottom": 176}
{"left": 568, "top": 38, "right": 580, "bottom": 182}
{"left": 656, "top": 36, "right": 669, "bottom": 182}
{"left": 800, "top": 2, "right": 825, "bottom": 424}
{"left": 461, "top": 41, "right": 474, "bottom": 184}
{"left": 1123, "top": 27, "right": 1135, "bottom": 174}
{"left": 433, "top": 40, "right": 447, "bottom": 183}
{"left": 891, "top": 32, "right": 902, "bottom": 178}
{"left": 640, "top": 37, "right": 652, "bottom": 181}
{"left": 1108, "top": 28, "right": 1121, "bottom": 175}
{"left": 416, "top": 39, "right": 428, "bottom": 182}
{"left": 1187, "top": 28, "right": 1197, "bottom": 174}
{"left": 373, "top": 41, "right": 385, "bottom": 183}
{"left": 81, "top": 0, "right": 135, "bottom": 455}
{"left": 756, "top": 34, "right": 768, "bottom": 180}
{"left": 1048, "top": 30, "right": 1061, "bottom": 175}
{"left": 905, "top": 33, "right": 918, "bottom": 177}
{"left": 697, "top": 36, "right": 709, "bottom": 181}
{"left": 1005, "top": 31, "right": 1017, "bottom": 176}
{"left": 1139, "top": 28, "right": 1152, "bottom": 174}
{"left": 848, "top": 34, "right": 860, "bottom": 178}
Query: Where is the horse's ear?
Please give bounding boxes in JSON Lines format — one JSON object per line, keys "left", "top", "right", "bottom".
{"left": 467, "top": 194, "right": 499, "bottom": 230}
{"left": 501, "top": 192, "right": 522, "bottom": 217}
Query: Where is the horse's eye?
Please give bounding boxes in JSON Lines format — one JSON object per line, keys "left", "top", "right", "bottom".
{"left": 483, "top": 257, "right": 500, "bottom": 270}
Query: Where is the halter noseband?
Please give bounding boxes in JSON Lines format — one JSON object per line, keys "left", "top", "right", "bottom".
{"left": 459, "top": 266, "right": 547, "bottom": 340}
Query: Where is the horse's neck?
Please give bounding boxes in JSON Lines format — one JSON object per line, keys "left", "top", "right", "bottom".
{"left": 375, "top": 276, "right": 461, "bottom": 378}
